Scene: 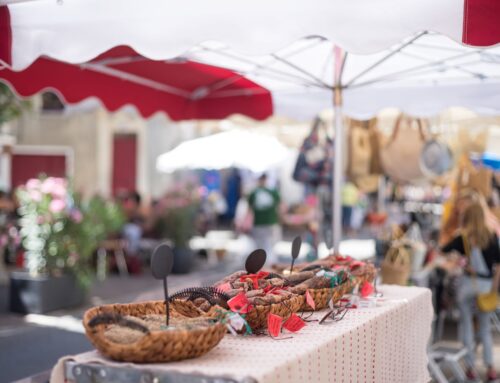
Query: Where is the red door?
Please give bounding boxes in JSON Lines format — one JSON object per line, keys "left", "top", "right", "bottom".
{"left": 11, "top": 154, "right": 66, "bottom": 189}
{"left": 112, "top": 134, "right": 137, "bottom": 195}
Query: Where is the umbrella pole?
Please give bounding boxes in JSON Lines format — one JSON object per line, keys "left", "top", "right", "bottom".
{"left": 332, "top": 88, "right": 343, "bottom": 252}
{"left": 332, "top": 46, "right": 345, "bottom": 253}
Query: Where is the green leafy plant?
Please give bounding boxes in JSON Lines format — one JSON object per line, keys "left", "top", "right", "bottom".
{"left": 17, "top": 176, "right": 125, "bottom": 289}
{"left": 0, "top": 83, "right": 31, "bottom": 125}
{"left": 157, "top": 183, "right": 201, "bottom": 248}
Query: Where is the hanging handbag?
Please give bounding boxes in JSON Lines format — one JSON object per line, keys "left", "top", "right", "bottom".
{"left": 462, "top": 234, "right": 498, "bottom": 313}
{"left": 420, "top": 137, "right": 454, "bottom": 179}
{"left": 381, "top": 114, "right": 427, "bottom": 183}
{"left": 457, "top": 159, "right": 492, "bottom": 198}
{"left": 347, "top": 119, "right": 372, "bottom": 178}
{"left": 456, "top": 127, "right": 489, "bottom": 156}
{"left": 293, "top": 117, "right": 333, "bottom": 187}
{"left": 354, "top": 175, "right": 380, "bottom": 194}
{"left": 368, "top": 118, "right": 384, "bottom": 175}
{"left": 347, "top": 118, "right": 381, "bottom": 193}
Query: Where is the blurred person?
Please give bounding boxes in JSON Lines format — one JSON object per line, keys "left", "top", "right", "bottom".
{"left": 441, "top": 203, "right": 500, "bottom": 382}
{"left": 440, "top": 189, "right": 479, "bottom": 246}
{"left": 118, "top": 191, "right": 144, "bottom": 259}
{"left": 222, "top": 168, "right": 242, "bottom": 225}
{"left": 441, "top": 189, "right": 500, "bottom": 246}
{"left": 248, "top": 174, "right": 281, "bottom": 264}
{"left": 341, "top": 180, "right": 359, "bottom": 233}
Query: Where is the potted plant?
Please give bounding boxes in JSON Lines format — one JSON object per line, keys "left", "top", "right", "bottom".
{"left": 10, "top": 176, "right": 124, "bottom": 313}
{"left": 0, "top": 83, "right": 30, "bottom": 312}
{"left": 157, "top": 183, "right": 200, "bottom": 274}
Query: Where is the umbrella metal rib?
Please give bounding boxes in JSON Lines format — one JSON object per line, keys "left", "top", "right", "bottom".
{"left": 344, "top": 31, "right": 428, "bottom": 87}
{"left": 346, "top": 50, "right": 486, "bottom": 89}
{"left": 80, "top": 62, "right": 191, "bottom": 98}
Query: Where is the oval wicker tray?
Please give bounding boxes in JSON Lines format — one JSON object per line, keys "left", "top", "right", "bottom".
{"left": 299, "top": 279, "right": 353, "bottom": 311}
{"left": 83, "top": 300, "right": 226, "bottom": 363}
{"left": 351, "top": 263, "right": 377, "bottom": 285}
{"left": 244, "top": 294, "right": 304, "bottom": 330}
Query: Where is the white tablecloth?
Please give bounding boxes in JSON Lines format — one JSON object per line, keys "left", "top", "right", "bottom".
{"left": 51, "top": 285, "right": 433, "bottom": 383}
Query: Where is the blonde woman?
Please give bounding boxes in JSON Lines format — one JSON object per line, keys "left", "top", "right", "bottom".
{"left": 441, "top": 203, "right": 500, "bottom": 382}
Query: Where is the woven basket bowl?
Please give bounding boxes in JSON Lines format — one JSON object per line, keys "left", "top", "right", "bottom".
{"left": 83, "top": 300, "right": 226, "bottom": 363}
{"left": 244, "top": 294, "right": 303, "bottom": 330}
{"left": 351, "top": 264, "right": 377, "bottom": 285}
{"left": 300, "top": 279, "right": 353, "bottom": 311}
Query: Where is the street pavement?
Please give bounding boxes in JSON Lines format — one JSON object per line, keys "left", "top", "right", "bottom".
{"left": 0, "top": 257, "right": 238, "bottom": 382}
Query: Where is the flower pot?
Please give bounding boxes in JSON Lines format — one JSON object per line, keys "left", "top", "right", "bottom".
{"left": 9, "top": 271, "right": 85, "bottom": 314}
{"left": 172, "top": 246, "right": 193, "bottom": 274}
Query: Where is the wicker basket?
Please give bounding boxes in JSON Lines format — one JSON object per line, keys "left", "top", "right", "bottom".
{"left": 244, "top": 294, "right": 303, "bottom": 330}
{"left": 299, "top": 279, "right": 353, "bottom": 311}
{"left": 351, "top": 263, "right": 377, "bottom": 286}
{"left": 83, "top": 300, "right": 226, "bottom": 363}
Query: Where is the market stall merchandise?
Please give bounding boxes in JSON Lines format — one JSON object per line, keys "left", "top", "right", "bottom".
{"left": 51, "top": 285, "right": 433, "bottom": 383}
{"left": 83, "top": 300, "right": 227, "bottom": 363}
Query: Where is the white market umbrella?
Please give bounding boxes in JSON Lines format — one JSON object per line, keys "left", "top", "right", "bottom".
{"left": 156, "top": 130, "right": 290, "bottom": 174}
{"left": 2, "top": 0, "right": 498, "bottom": 69}
{"left": 183, "top": 34, "right": 500, "bottom": 120}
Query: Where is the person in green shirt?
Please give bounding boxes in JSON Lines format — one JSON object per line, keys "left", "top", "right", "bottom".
{"left": 248, "top": 174, "right": 281, "bottom": 263}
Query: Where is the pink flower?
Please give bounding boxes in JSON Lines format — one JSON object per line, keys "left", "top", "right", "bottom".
{"left": 29, "top": 190, "right": 42, "bottom": 202}
{"left": 51, "top": 183, "right": 67, "bottom": 199}
{"left": 70, "top": 209, "right": 83, "bottom": 223}
{"left": 49, "top": 199, "right": 66, "bottom": 214}
{"left": 41, "top": 177, "right": 67, "bottom": 197}
{"left": 41, "top": 177, "right": 57, "bottom": 194}
{"left": 26, "top": 179, "right": 41, "bottom": 191}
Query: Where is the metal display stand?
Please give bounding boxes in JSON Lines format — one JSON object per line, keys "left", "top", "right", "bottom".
{"left": 65, "top": 361, "right": 257, "bottom": 383}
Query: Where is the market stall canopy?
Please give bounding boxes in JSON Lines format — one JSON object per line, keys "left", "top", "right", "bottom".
{"left": 0, "top": 45, "right": 272, "bottom": 120}
{"left": 1, "top": 0, "right": 499, "bottom": 70}
{"left": 184, "top": 34, "right": 500, "bottom": 120}
{"left": 156, "top": 130, "right": 290, "bottom": 173}
{"left": 1, "top": 3, "right": 499, "bottom": 121}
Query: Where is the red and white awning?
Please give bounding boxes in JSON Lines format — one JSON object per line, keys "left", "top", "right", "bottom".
{"left": 1, "top": 0, "right": 499, "bottom": 70}
{"left": 0, "top": 0, "right": 499, "bottom": 121}
{"left": 0, "top": 45, "right": 272, "bottom": 120}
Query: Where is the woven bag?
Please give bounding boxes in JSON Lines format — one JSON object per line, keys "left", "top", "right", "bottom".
{"left": 457, "top": 161, "right": 493, "bottom": 198}
{"left": 348, "top": 121, "right": 372, "bottom": 178}
{"left": 381, "top": 115, "right": 427, "bottom": 183}
{"left": 381, "top": 244, "right": 411, "bottom": 285}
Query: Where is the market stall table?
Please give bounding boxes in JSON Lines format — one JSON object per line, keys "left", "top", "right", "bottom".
{"left": 51, "top": 285, "right": 432, "bottom": 383}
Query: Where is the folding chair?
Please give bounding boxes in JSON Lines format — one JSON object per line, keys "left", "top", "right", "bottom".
{"left": 428, "top": 344, "right": 468, "bottom": 383}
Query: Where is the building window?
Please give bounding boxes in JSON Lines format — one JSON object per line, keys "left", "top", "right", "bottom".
{"left": 41, "top": 92, "right": 65, "bottom": 111}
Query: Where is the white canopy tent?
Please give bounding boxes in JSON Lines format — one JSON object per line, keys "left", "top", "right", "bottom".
{"left": 1, "top": 0, "right": 499, "bottom": 250}
{"left": 156, "top": 130, "right": 290, "bottom": 174}
{"left": 2, "top": 0, "right": 497, "bottom": 70}
{"left": 182, "top": 34, "right": 500, "bottom": 120}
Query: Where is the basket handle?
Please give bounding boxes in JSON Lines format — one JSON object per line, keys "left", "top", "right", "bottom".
{"left": 88, "top": 313, "right": 150, "bottom": 334}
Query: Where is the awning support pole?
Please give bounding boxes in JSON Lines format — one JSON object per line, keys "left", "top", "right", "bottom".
{"left": 332, "top": 46, "right": 345, "bottom": 253}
